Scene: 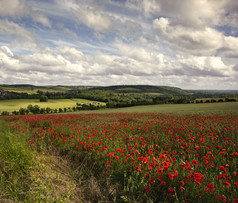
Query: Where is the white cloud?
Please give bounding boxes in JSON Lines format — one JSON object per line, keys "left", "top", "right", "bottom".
{"left": 0, "top": 0, "right": 28, "bottom": 17}
{"left": 0, "top": 46, "right": 14, "bottom": 57}
{"left": 175, "top": 56, "right": 233, "bottom": 77}
{"left": 31, "top": 11, "right": 51, "bottom": 28}
{"left": 59, "top": 47, "right": 86, "bottom": 62}
{"left": 1, "top": 45, "right": 237, "bottom": 89}
{"left": 116, "top": 43, "right": 155, "bottom": 62}
{"left": 74, "top": 6, "right": 111, "bottom": 31}
{"left": 216, "top": 36, "right": 238, "bottom": 58}
{"left": 0, "top": 20, "right": 36, "bottom": 48}
{"left": 153, "top": 17, "right": 224, "bottom": 55}
{"left": 0, "top": 0, "right": 238, "bottom": 89}
{"left": 0, "top": 46, "right": 84, "bottom": 73}
{"left": 221, "top": 0, "right": 238, "bottom": 28}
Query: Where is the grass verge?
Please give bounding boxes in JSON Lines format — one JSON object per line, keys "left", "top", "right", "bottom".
{"left": 0, "top": 119, "right": 82, "bottom": 202}
{"left": 0, "top": 119, "right": 36, "bottom": 201}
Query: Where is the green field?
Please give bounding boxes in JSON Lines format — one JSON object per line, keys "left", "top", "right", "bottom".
{"left": 0, "top": 85, "right": 71, "bottom": 94}
{"left": 78, "top": 101, "right": 238, "bottom": 114}
{"left": 0, "top": 99, "right": 105, "bottom": 113}
{"left": 1, "top": 99, "right": 238, "bottom": 114}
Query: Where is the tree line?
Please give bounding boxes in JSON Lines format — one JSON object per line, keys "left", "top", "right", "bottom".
{"left": 1, "top": 103, "right": 105, "bottom": 116}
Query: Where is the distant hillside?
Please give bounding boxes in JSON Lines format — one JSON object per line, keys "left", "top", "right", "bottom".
{"left": 90, "top": 85, "right": 192, "bottom": 96}
{"left": 0, "top": 84, "right": 238, "bottom": 97}
{"left": 191, "top": 89, "right": 238, "bottom": 94}
{"left": 0, "top": 84, "right": 192, "bottom": 95}
{"left": 0, "top": 84, "right": 93, "bottom": 94}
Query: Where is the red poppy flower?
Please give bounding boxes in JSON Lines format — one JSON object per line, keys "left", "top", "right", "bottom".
{"left": 217, "top": 196, "right": 225, "bottom": 201}
{"left": 219, "top": 166, "right": 226, "bottom": 172}
{"left": 145, "top": 186, "right": 150, "bottom": 192}
{"left": 223, "top": 181, "right": 231, "bottom": 187}
{"left": 168, "top": 187, "right": 174, "bottom": 196}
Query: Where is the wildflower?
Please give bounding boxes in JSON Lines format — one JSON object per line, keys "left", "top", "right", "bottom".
{"left": 223, "top": 181, "right": 231, "bottom": 187}
{"left": 180, "top": 186, "right": 185, "bottom": 190}
{"left": 168, "top": 187, "right": 174, "bottom": 196}
{"left": 160, "top": 181, "right": 166, "bottom": 186}
{"left": 194, "top": 146, "right": 199, "bottom": 150}
{"left": 145, "top": 186, "right": 150, "bottom": 192}
{"left": 219, "top": 166, "right": 226, "bottom": 173}
{"left": 167, "top": 173, "right": 174, "bottom": 180}
{"left": 207, "top": 184, "right": 214, "bottom": 192}
{"left": 217, "top": 196, "right": 225, "bottom": 201}
{"left": 192, "top": 173, "right": 205, "bottom": 185}
{"left": 178, "top": 181, "right": 185, "bottom": 185}
{"left": 192, "top": 160, "right": 199, "bottom": 165}
{"left": 157, "top": 168, "right": 163, "bottom": 174}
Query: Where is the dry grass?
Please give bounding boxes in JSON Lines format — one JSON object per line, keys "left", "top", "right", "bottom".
{"left": 29, "top": 150, "right": 83, "bottom": 202}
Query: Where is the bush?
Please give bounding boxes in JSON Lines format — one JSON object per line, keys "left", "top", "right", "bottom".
{"left": 1, "top": 111, "right": 10, "bottom": 116}
{"left": 40, "top": 95, "right": 48, "bottom": 102}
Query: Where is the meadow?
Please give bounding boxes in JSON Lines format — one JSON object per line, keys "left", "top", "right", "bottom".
{"left": 0, "top": 99, "right": 105, "bottom": 113}
{"left": 77, "top": 101, "right": 238, "bottom": 115}
{"left": 0, "top": 109, "right": 237, "bottom": 202}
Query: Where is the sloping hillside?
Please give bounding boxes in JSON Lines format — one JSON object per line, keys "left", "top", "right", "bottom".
{"left": 90, "top": 85, "right": 192, "bottom": 95}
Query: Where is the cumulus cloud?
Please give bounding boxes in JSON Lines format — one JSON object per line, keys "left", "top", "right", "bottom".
{"left": 0, "top": 46, "right": 14, "bottom": 57}
{"left": 74, "top": 6, "right": 111, "bottom": 31}
{"left": 0, "top": 0, "right": 28, "bottom": 17}
{"left": 216, "top": 36, "right": 238, "bottom": 58}
{"left": 31, "top": 12, "right": 51, "bottom": 28}
{"left": 153, "top": 17, "right": 224, "bottom": 55}
{"left": 221, "top": 0, "right": 238, "bottom": 28}
{"left": 59, "top": 47, "right": 86, "bottom": 62}
{"left": 1, "top": 44, "right": 237, "bottom": 89}
{"left": 116, "top": 43, "right": 156, "bottom": 62}
{"left": 233, "top": 64, "right": 238, "bottom": 72}
{"left": 127, "top": 0, "right": 230, "bottom": 28}
{"left": 174, "top": 56, "right": 232, "bottom": 77}
{"left": 0, "top": 0, "right": 238, "bottom": 89}
{"left": 0, "top": 46, "right": 84, "bottom": 73}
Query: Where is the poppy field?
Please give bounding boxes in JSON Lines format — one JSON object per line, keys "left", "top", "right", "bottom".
{"left": 1, "top": 112, "right": 238, "bottom": 202}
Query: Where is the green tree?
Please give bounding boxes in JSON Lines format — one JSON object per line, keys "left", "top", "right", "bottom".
{"left": 46, "top": 107, "right": 51, "bottom": 114}
{"left": 1, "top": 111, "right": 10, "bottom": 115}
{"left": 27, "top": 104, "right": 34, "bottom": 113}
{"left": 19, "top": 108, "right": 26, "bottom": 115}
{"left": 40, "top": 95, "right": 48, "bottom": 102}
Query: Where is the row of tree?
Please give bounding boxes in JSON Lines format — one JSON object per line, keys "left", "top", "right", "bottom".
{"left": 1, "top": 103, "right": 105, "bottom": 116}
{"left": 0, "top": 90, "right": 82, "bottom": 100}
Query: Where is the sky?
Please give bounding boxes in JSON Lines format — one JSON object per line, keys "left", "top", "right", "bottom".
{"left": 0, "top": 0, "right": 238, "bottom": 90}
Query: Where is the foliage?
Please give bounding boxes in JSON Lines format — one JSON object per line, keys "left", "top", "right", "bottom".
{"left": 39, "top": 95, "right": 48, "bottom": 102}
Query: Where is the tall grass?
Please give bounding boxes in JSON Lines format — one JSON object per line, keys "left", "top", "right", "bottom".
{"left": 0, "top": 118, "right": 81, "bottom": 202}
{"left": 0, "top": 119, "right": 36, "bottom": 201}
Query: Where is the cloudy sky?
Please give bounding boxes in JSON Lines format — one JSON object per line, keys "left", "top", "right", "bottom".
{"left": 0, "top": 0, "right": 238, "bottom": 89}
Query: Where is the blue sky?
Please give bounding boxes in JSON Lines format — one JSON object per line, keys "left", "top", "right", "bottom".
{"left": 0, "top": 0, "right": 238, "bottom": 89}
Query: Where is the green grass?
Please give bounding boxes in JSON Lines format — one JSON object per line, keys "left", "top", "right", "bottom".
{"left": 0, "top": 118, "right": 82, "bottom": 202}
{"left": 77, "top": 102, "right": 238, "bottom": 114}
{"left": 0, "top": 99, "right": 105, "bottom": 113}
{"left": 0, "top": 119, "right": 35, "bottom": 201}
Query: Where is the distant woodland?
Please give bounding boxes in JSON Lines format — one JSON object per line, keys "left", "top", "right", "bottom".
{"left": 0, "top": 85, "right": 237, "bottom": 115}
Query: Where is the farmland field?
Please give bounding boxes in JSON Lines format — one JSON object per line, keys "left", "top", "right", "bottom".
{"left": 0, "top": 112, "right": 237, "bottom": 202}
{"left": 76, "top": 101, "right": 238, "bottom": 114}
{"left": 0, "top": 99, "right": 105, "bottom": 113}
